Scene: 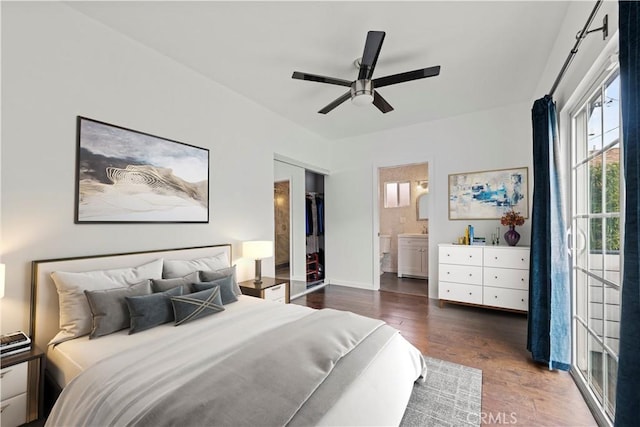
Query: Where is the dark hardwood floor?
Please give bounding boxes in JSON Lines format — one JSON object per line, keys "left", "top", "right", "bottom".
{"left": 293, "top": 285, "right": 596, "bottom": 426}
{"left": 379, "top": 272, "right": 428, "bottom": 296}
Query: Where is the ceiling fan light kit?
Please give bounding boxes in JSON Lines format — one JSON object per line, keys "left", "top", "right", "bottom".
{"left": 292, "top": 30, "right": 441, "bottom": 114}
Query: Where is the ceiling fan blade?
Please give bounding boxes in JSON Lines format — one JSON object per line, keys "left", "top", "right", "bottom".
{"left": 358, "top": 31, "right": 385, "bottom": 80}
{"left": 292, "top": 71, "right": 352, "bottom": 87}
{"left": 318, "top": 91, "right": 352, "bottom": 114}
{"left": 373, "top": 65, "right": 441, "bottom": 89}
{"left": 373, "top": 92, "right": 394, "bottom": 113}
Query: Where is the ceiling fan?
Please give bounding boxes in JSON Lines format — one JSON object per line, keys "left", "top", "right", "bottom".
{"left": 292, "top": 31, "right": 441, "bottom": 114}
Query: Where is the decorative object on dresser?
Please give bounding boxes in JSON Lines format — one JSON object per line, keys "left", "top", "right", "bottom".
{"left": 438, "top": 244, "right": 529, "bottom": 312}
{"left": 242, "top": 240, "right": 273, "bottom": 284}
{"left": 238, "top": 277, "right": 289, "bottom": 304}
{"left": 500, "top": 209, "right": 525, "bottom": 246}
{"left": 397, "top": 234, "right": 428, "bottom": 279}
{"left": 448, "top": 167, "right": 528, "bottom": 220}
{"left": 0, "top": 346, "right": 46, "bottom": 427}
{"left": 75, "top": 116, "right": 209, "bottom": 224}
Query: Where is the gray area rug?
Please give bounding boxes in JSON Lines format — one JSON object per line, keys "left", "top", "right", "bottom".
{"left": 400, "top": 356, "right": 483, "bottom": 427}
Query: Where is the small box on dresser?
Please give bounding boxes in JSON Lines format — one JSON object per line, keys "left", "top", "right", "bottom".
{"left": 438, "top": 244, "right": 530, "bottom": 312}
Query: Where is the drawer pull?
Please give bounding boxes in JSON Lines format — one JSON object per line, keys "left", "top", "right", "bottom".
{"left": 469, "top": 273, "right": 472, "bottom": 277}
{"left": 447, "top": 290, "right": 450, "bottom": 293}
{"left": 0, "top": 369, "right": 11, "bottom": 379}
{"left": 494, "top": 256, "right": 498, "bottom": 260}
{"left": 495, "top": 295, "right": 498, "bottom": 299}
{"left": 271, "top": 285, "right": 282, "bottom": 291}
{"left": 0, "top": 404, "right": 8, "bottom": 413}
{"left": 521, "top": 278, "right": 525, "bottom": 281}
{"left": 469, "top": 292, "right": 473, "bottom": 295}
{"left": 447, "top": 272, "right": 450, "bottom": 274}
{"left": 494, "top": 276, "right": 498, "bottom": 279}
{"left": 521, "top": 298, "right": 525, "bottom": 302}
{"left": 522, "top": 258, "right": 525, "bottom": 261}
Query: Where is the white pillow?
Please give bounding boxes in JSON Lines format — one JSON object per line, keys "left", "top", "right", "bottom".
{"left": 162, "top": 253, "right": 230, "bottom": 279}
{"left": 50, "top": 258, "right": 163, "bottom": 345}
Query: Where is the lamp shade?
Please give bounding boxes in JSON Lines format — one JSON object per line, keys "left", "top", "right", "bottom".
{"left": 242, "top": 241, "right": 273, "bottom": 260}
{"left": 0, "top": 264, "right": 5, "bottom": 298}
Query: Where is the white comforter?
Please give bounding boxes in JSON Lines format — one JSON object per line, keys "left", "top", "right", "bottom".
{"left": 46, "top": 296, "right": 425, "bottom": 426}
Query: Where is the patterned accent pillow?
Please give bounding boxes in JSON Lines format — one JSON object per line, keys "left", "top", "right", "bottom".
{"left": 151, "top": 271, "right": 200, "bottom": 293}
{"left": 192, "top": 275, "right": 238, "bottom": 305}
{"left": 170, "top": 287, "right": 224, "bottom": 326}
{"left": 126, "top": 285, "right": 185, "bottom": 334}
{"left": 85, "top": 280, "right": 152, "bottom": 338}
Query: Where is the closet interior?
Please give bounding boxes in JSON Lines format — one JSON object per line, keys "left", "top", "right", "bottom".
{"left": 305, "top": 171, "right": 325, "bottom": 286}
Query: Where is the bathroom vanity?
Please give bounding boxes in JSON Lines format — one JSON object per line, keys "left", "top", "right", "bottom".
{"left": 397, "top": 234, "right": 429, "bottom": 279}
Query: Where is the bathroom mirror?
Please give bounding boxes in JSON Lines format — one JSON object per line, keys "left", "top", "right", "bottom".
{"left": 417, "top": 193, "right": 428, "bottom": 220}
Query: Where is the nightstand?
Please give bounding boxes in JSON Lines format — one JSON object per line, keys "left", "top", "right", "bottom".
{"left": 239, "top": 277, "right": 289, "bottom": 303}
{"left": 1, "top": 346, "right": 45, "bottom": 427}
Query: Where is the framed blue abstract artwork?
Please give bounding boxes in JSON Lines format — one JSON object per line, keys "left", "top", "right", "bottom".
{"left": 448, "top": 167, "right": 528, "bottom": 220}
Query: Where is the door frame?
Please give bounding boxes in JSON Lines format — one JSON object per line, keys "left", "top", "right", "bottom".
{"left": 372, "top": 156, "right": 433, "bottom": 291}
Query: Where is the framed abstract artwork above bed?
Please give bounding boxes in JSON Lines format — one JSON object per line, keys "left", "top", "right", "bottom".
{"left": 75, "top": 116, "right": 209, "bottom": 223}
{"left": 448, "top": 166, "right": 528, "bottom": 220}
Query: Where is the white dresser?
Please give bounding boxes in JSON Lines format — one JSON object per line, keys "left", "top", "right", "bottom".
{"left": 397, "top": 234, "right": 428, "bottom": 279}
{"left": 438, "top": 244, "right": 529, "bottom": 312}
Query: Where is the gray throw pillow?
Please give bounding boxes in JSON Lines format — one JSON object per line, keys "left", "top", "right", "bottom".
{"left": 170, "top": 287, "right": 224, "bottom": 326}
{"left": 85, "top": 280, "right": 152, "bottom": 338}
{"left": 151, "top": 271, "right": 200, "bottom": 293}
{"left": 199, "top": 265, "right": 241, "bottom": 296}
{"left": 192, "top": 276, "right": 238, "bottom": 305}
{"left": 126, "top": 285, "right": 184, "bottom": 334}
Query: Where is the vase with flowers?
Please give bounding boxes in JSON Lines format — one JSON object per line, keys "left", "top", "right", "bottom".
{"left": 500, "top": 209, "right": 525, "bottom": 246}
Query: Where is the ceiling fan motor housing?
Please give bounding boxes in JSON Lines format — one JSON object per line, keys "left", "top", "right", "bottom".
{"left": 351, "top": 79, "right": 374, "bottom": 105}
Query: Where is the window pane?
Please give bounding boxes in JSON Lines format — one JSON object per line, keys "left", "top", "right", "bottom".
{"left": 576, "top": 321, "right": 588, "bottom": 375}
{"left": 590, "top": 155, "right": 603, "bottom": 214}
{"left": 575, "top": 269, "right": 588, "bottom": 320}
{"left": 385, "top": 183, "right": 398, "bottom": 208}
{"left": 575, "top": 163, "right": 589, "bottom": 215}
{"left": 606, "top": 353, "right": 618, "bottom": 418}
{"left": 589, "top": 279, "right": 604, "bottom": 342}
{"left": 604, "top": 145, "right": 621, "bottom": 214}
{"left": 588, "top": 93, "right": 603, "bottom": 152}
{"left": 603, "top": 74, "right": 620, "bottom": 146}
{"left": 604, "top": 285, "right": 620, "bottom": 353}
{"left": 590, "top": 217, "right": 604, "bottom": 279}
{"left": 589, "top": 336, "right": 604, "bottom": 403}
{"left": 398, "top": 182, "right": 410, "bottom": 207}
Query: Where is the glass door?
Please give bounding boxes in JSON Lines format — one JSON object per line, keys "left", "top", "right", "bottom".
{"left": 571, "top": 69, "right": 622, "bottom": 425}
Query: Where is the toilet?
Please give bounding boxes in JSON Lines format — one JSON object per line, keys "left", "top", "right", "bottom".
{"left": 379, "top": 235, "right": 391, "bottom": 274}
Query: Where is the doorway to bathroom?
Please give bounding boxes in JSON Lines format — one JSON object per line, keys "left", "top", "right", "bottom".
{"left": 378, "top": 162, "right": 429, "bottom": 297}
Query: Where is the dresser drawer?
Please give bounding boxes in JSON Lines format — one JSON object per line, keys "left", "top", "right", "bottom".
{"left": 484, "top": 248, "right": 529, "bottom": 269}
{"left": 439, "top": 282, "right": 483, "bottom": 305}
{"left": 439, "top": 245, "right": 482, "bottom": 266}
{"left": 0, "top": 361, "right": 27, "bottom": 401}
{"left": 483, "top": 287, "right": 528, "bottom": 311}
{"left": 264, "top": 283, "right": 286, "bottom": 302}
{"left": 484, "top": 267, "right": 529, "bottom": 290}
{"left": 439, "top": 264, "right": 482, "bottom": 285}
{"left": 0, "top": 392, "right": 27, "bottom": 427}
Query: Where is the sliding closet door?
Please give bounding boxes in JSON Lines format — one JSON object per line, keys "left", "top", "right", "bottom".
{"left": 571, "top": 69, "right": 623, "bottom": 425}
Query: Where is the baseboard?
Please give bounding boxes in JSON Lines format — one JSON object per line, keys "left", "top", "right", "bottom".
{"left": 325, "top": 278, "right": 375, "bottom": 291}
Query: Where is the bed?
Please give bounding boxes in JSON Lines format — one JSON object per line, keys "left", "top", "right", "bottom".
{"left": 32, "top": 244, "right": 426, "bottom": 426}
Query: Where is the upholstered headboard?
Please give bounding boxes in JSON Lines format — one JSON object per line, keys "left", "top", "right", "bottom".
{"left": 30, "top": 244, "right": 232, "bottom": 353}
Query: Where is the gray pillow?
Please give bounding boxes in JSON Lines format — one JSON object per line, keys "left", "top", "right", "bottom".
{"left": 199, "top": 265, "right": 241, "bottom": 296}
{"left": 152, "top": 271, "right": 200, "bottom": 293}
{"left": 170, "top": 287, "right": 224, "bottom": 326}
{"left": 126, "top": 286, "right": 184, "bottom": 334}
{"left": 192, "top": 276, "right": 238, "bottom": 305}
{"left": 85, "top": 280, "right": 152, "bottom": 338}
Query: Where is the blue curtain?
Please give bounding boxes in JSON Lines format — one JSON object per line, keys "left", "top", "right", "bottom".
{"left": 615, "top": 2, "right": 640, "bottom": 425}
{"left": 528, "top": 96, "right": 571, "bottom": 371}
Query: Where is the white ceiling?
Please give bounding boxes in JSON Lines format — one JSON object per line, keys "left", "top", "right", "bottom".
{"left": 67, "top": 1, "right": 570, "bottom": 140}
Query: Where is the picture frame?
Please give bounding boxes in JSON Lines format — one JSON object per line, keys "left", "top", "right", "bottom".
{"left": 448, "top": 167, "right": 528, "bottom": 220}
{"left": 75, "top": 116, "right": 209, "bottom": 223}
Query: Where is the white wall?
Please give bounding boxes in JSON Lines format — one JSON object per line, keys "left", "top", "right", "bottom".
{"left": 0, "top": 2, "right": 329, "bottom": 333}
{"left": 326, "top": 101, "right": 533, "bottom": 297}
